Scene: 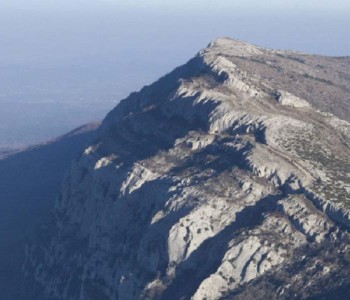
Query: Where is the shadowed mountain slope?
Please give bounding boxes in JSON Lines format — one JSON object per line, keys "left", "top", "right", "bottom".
{"left": 0, "top": 123, "right": 99, "bottom": 299}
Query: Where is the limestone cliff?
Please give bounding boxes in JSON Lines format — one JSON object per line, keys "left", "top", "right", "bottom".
{"left": 25, "top": 38, "right": 350, "bottom": 299}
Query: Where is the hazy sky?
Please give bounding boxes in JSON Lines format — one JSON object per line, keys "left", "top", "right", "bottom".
{"left": 1, "top": 1, "right": 349, "bottom": 63}
{"left": 3, "top": 0, "right": 350, "bottom": 13}
{"left": 1, "top": 0, "right": 350, "bottom": 145}
{"left": 1, "top": 0, "right": 349, "bottom": 92}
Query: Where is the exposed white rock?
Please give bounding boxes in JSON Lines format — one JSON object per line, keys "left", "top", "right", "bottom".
{"left": 94, "top": 155, "right": 116, "bottom": 170}
{"left": 193, "top": 215, "right": 305, "bottom": 300}
{"left": 206, "top": 37, "right": 265, "bottom": 57}
{"left": 277, "top": 195, "right": 333, "bottom": 243}
{"left": 274, "top": 90, "right": 311, "bottom": 108}
{"left": 120, "top": 163, "right": 160, "bottom": 195}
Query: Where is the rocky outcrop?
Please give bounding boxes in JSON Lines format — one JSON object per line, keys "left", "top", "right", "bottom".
{"left": 24, "top": 38, "right": 350, "bottom": 299}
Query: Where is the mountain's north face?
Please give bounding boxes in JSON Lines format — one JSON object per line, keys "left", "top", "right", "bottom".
{"left": 24, "top": 38, "right": 350, "bottom": 299}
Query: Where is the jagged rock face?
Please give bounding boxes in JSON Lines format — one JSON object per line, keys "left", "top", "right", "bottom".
{"left": 25, "top": 38, "right": 350, "bottom": 299}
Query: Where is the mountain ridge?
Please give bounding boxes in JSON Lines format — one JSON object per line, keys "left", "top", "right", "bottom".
{"left": 24, "top": 38, "right": 350, "bottom": 299}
